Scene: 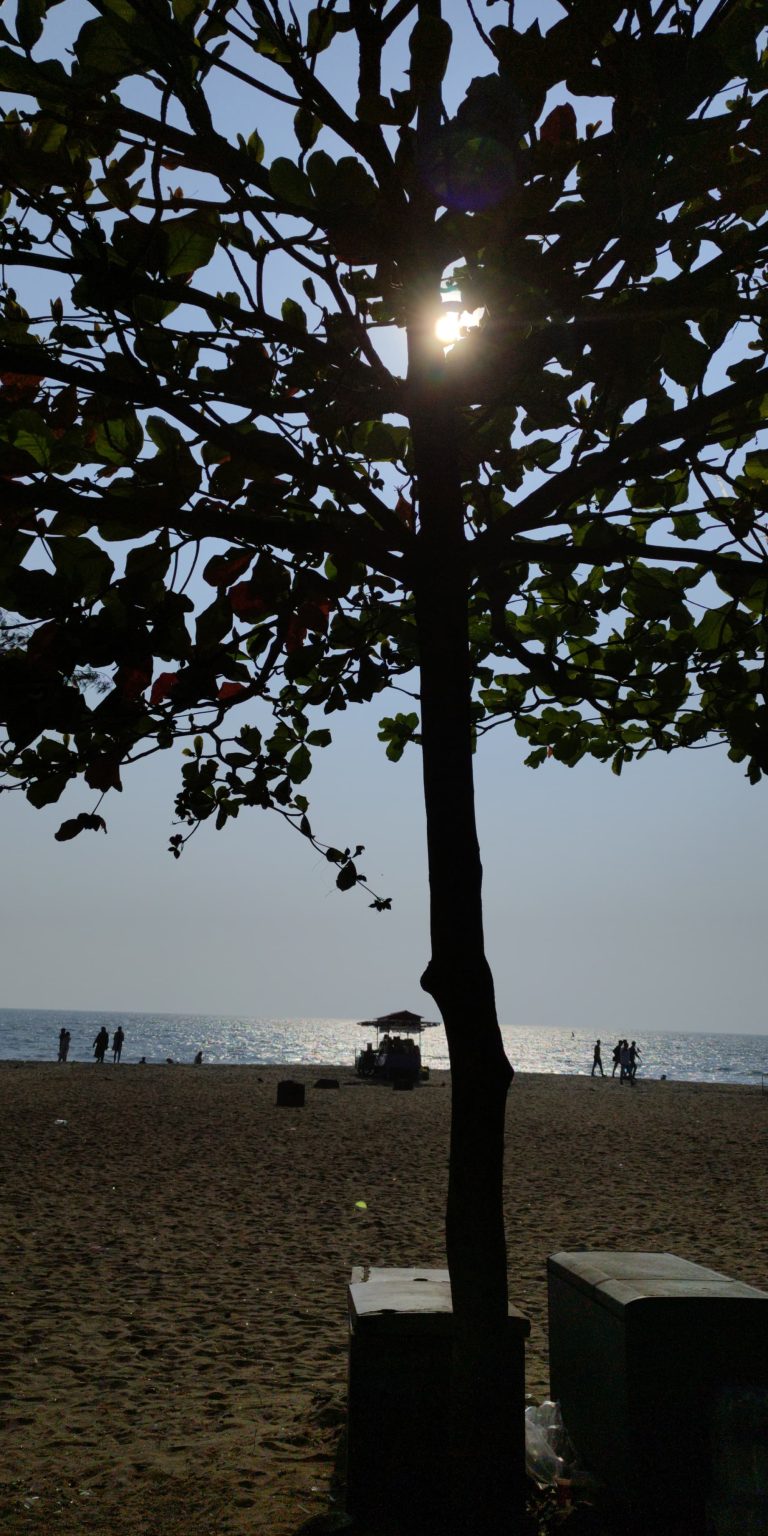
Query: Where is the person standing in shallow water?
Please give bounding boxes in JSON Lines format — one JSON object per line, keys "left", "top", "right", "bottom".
{"left": 591, "top": 1040, "right": 604, "bottom": 1077}
{"left": 112, "top": 1026, "right": 125, "bottom": 1064}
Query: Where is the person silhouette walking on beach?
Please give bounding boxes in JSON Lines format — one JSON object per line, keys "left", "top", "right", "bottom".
{"left": 62, "top": 1029, "right": 71, "bottom": 1062}
{"left": 591, "top": 1040, "right": 604, "bottom": 1077}
{"left": 628, "top": 1040, "right": 640, "bottom": 1081}
{"left": 57, "top": 1027, "right": 67, "bottom": 1063}
{"left": 93, "top": 1026, "right": 109, "bottom": 1063}
{"left": 112, "top": 1026, "right": 125, "bottom": 1064}
{"left": 611, "top": 1039, "right": 622, "bottom": 1077}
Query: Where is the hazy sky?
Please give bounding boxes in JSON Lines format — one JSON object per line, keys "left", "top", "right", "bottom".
{"left": 3, "top": 699, "right": 766, "bottom": 1034}
{"left": 1, "top": 1, "right": 766, "bottom": 1034}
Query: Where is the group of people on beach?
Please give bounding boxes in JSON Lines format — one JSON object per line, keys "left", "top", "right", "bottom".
{"left": 357, "top": 1033, "right": 421, "bottom": 1080}
{"left": 56, "top": 1025, "right": 125, "bottom": 1063}
{"left": 93, "top": 1026, "right": 124, "bottom": 1063}
{"left": 56, "top": 1028, "right": 206, "bottom": 1065}
{"left": 591, "top": 1038, "right": 641, "bottom": 1082}
{"left": 357, "top": 1038, "right": 420, "bottom": 1075}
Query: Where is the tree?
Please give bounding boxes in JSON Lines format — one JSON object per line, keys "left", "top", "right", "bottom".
{"left": 1, "top": 1, "right": 767, "bottom": 1528}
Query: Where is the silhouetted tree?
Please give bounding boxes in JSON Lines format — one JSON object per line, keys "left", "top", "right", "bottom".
{"left": 1, "top": 2, "right": 767, "bottom": 1528}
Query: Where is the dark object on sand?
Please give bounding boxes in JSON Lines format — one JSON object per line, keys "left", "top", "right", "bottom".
{"left": 314, "top": 1078, "right": 340, "bottom": 1090}
{"left": 194, "top": 1051, "right": 203, "bottom": 1066}
{"left": 276, "top": 1079, "right": 305, "bottom": 1108}
{"left": 547, "top": 1250, "right": 768, "bottom": 1534}
{"left": 346, "top": 1267, "right": 529, "bottom": 1534}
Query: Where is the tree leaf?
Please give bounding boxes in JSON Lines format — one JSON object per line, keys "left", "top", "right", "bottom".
{"left": 3, "top": 410, "right": 54, "bottom": 468}
{"left": 660, "top": 325, "right": 710, "bottom": 389}
{"left": 203, "top": 549, "right": 254, "bottom": 588}
{"left": 16, "top": 0, "right": 46, "bottom": 52}
{"left": 54, "top": 811, "right": 108, "bottom": 841}
{"left": 288, "top": 743, "right": 312, "bottom": 782}
{"left": 294, "top": 105, "right": 321, "bottom": 152}
{"left": 50, "top": 537, "right": 114, "bottom": 597}
{"left": 409, "top": 15, "right": 452, "bottom": 92}
{"left": 307, "top": 7, "right": 337, "bottom": 54}
{"left": 336, "top": 860, "right": 358, "bottom": 891}
{"left": 163, "top": 212, "right": 219, "bottom": 278}
{"left": 269, "top": 158, "right": 315, "bottom": 209}
{"left": 281, "top": 298, "right": 307, "bottom": 332}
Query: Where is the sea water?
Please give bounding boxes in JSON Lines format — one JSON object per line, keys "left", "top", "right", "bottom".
{"left": 1, "top": 1009, "right": 767, "bottom": 1085}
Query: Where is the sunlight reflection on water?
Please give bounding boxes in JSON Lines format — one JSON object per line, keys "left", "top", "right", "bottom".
{"left": 1, "top": 1010, "right": 767, "bottom": 1085}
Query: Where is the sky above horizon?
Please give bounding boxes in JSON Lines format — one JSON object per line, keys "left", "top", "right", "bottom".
{"left": 3, "top": 703, "right": 766, "bottom": 1035}
{"left": 1, "top": 1, "right": 766, "bottom": 1037}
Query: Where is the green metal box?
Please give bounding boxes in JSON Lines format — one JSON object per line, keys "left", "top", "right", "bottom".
{"left": 548, "top": 1250, "right": 768, "bottom": 1532}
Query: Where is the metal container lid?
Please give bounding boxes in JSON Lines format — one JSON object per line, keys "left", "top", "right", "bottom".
{"left": 547, "top": 1250, "right": 768, "bottom": 1317}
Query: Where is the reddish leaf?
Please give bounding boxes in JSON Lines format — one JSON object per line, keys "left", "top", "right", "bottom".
{"left": 395, "top": 494, "right": 415, "bottom": 531}
{"left": 230, "top": 582, "right": 266, "bottom": 619}
{"left": 297, "top": 598, "right": 331, "bottom": 632}
{"left": 49, "top": 384, "right": 78, "bottom": 431}
{"left": 202, "top": 549, "right": 254, "bottom": 588}
{"left": 0, "top": 371, "right": 43, "bottom": 403}
{"left": 150, "top": 670, "right": 179, "bottom": 705}
{"left": 217, "top": 681, "right": 249, "bottom": 701}
{"left": 540, "top": 103, "right": 577, "bottom": 145}
{"left": 285, "top": 614, "right": 308, "bottom": 654}
{"left": 115, "top": 659, "right": 152, "bottom": 700}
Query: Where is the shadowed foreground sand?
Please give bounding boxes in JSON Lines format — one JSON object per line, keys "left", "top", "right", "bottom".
{"left": 1, "top": 1061, "right": 767, "bottom": 1534}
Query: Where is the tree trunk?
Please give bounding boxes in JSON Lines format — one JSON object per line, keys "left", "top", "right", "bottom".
{"left": 410, "top": 378, "right": 518, "bottom": 1533}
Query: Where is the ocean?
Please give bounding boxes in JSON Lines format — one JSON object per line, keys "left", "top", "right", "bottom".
{"left": 1, "top": 1009, "right": 767, "bottom": 1086}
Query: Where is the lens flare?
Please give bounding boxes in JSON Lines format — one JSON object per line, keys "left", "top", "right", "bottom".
{"left": 435, "top": 305, "right": 484, "bottom": 351}
{"left": 435, "top": 309, "right": 463, "bottom": 347}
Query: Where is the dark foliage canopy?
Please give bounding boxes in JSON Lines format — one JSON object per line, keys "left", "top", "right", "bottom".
{"left": 1, "top": 0, "right": 767, "bottom": 885}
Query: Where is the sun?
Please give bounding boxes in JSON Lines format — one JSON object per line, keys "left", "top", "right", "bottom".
{"left": 435, "top": 304, "right": 484, "bottom": 351}
{"left": 435, "top": 307, "right": 463, "bottom": 347}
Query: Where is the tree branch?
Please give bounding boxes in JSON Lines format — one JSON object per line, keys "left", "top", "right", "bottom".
{"left": 475, "top": 366, "right": 768, "bottom": 561}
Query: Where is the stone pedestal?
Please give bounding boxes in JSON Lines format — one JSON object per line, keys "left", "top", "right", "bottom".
{"left": 347, "top": 1266, "right": 529, "bottom": 1533}
{"left": 547, "top": 1250, "right": 768, "bottom": 1532}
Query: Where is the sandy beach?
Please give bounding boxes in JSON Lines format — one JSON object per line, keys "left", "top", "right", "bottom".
{"left": 1, "top": 1062, "right": 767, "bottom": 1535}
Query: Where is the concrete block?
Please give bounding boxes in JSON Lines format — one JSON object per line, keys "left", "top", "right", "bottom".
{"left": 347, "top": 1266, "right": 529, "bottom": 1532}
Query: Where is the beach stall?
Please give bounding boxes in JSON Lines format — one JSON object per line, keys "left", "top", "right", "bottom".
{"left": 355, "top": 1009, "right": 438, "bottom": 1086}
